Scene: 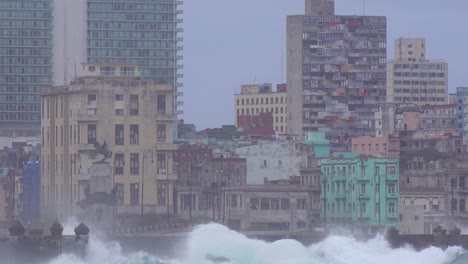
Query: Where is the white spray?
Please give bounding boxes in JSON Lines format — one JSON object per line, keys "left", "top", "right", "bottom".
{"left": 47, "top": 223, "right": 464, "bottom": 264}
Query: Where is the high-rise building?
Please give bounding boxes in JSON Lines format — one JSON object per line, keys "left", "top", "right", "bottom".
{"left": 1, "top": 0, "right": 183, "bottom": 136}
{"left": 41, "top": 63, "right": 177, "bottom": 221}
{"left": 0, "top": 0, "right": 53, "bottom": 137}
{"left": 235, "top": 84, "right": 288, "bottom": 134}
{"left": 287, "top": 0, "right": 387, "bottom": 150}
{"left": 387, "top": 38, "right": 448, "bottom": 106}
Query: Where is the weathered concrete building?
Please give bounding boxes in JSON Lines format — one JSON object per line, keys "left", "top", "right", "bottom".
{"left": 387, "top": 38, "right": 448, "bottom": 106}
{"left": 399, "top": 187, "right": 446, "bottom": 234}
{"left": 400, "top": 154, "right": 468, "bottom": 227}
{"left": 41, "top": 63, "right": 177, "bottom": 221}
{"left": 176, "top": 183, "right": 316, "bottom": 233}
{"left": 287, "top": 0, "right": 387, "bottom": 148}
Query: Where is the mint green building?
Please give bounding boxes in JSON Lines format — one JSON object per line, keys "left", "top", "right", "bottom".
{"left": 320, "top": 153, "right": 399, "bottom": 233}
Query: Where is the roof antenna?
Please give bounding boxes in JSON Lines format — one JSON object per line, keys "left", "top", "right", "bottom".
{"left": 363, "top": 0, "right": 366, "bottom": 16}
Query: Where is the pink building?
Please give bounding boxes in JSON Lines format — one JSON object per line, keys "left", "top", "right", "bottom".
{"left": 352, "top": 136, "right": 400, "bottom": 158}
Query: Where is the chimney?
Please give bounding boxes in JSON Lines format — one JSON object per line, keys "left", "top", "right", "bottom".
{"left": 305, "top": 0, "right": 335, "bottom": 16}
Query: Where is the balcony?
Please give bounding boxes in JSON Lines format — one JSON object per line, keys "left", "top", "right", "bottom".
{"left": 156, "top": 113, "right": 177, "bottom": 122}
{"left": 157, "top": 142, "right": 177, "bottom": 151}
{"left": 156, "top": 172, "right": 177, "bottom": 181}
{"left": 77, "top": 114, "right": 98, "bottom": 122}
{"left": 357, "top": 193, "right": 370, "bottom": 199}
{"left": 78, "top": 144, "right": 95, "bottom": 151}
{"left": 334, "top": 193, "right": 346, "bottom": 199}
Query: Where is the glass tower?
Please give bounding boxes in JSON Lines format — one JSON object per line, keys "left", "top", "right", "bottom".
{"left": 0, "top": 0, "right": 53, "bottom": 136}
{"left": 87, "top": 0, "right": 181, "bottom": 87}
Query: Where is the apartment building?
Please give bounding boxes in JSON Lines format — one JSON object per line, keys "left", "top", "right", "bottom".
{"left": 351, "top": 135, "right": 400, "bottom": 158}
{"left": 287, "top": 0, "right": 387, "bottom": 147}
{"left": 0, "top": 0, "right": 183, "bottom": 136}
{"left": 456, "top": 87, "right": 468, "bottom": 144}
{"left": 387, "top": 38, "right": 448, "bottom": 105}
{"left": 320, "top": 153, "right": 399, "bottom": 233}
{"left": 235, "top": 84, "right": 287, "bottom": 134}
{"left": 41, "top": 63, "right": 177, "bottom": 221}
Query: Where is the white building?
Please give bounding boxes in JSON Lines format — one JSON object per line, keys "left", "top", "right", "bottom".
{"left": 236, "top": 141, "right": 311, "bottom": 185}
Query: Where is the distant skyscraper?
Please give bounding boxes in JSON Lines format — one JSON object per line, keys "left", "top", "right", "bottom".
{"left": 0, "top": 0, "right": 53, "bottom": 137}
{"left": 287, "top": 0, "right": 387, "bottom": 150}
{"left": 387, "top": 38, "right": 448, "bottom": 106}
{"left": 0, "top": 0, "right": 183, "bottom": 136}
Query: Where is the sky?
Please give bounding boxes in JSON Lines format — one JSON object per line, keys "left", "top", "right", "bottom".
{"left": 182, "top": 0, "right": 468, "bottom": 129}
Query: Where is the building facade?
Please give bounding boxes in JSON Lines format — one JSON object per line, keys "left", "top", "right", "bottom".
{"left": 41, "top": 63, "right": 177, "bottom": 221}
{"left": 387, "top": 38, "right": 448, "bottom": 106}
{"left": 320, "top": 153, "right": 399, "bottom": 233}
{"left": 287, "top": 0, "right": 387, "bottom": 147}
{"left": 1, "top": 0, "right": 183, "bottom": 136}
{"left": 399, "top": 187, "right": 446, "bottom": 234}
{"left": 235, "top": 84, "right": 287, "bottom": 134}
{"left": 351, "top": 135, "right": 400, "bottom": 158}
{"left": 176, "top": 184, "right": 315, "bottom": 232}
{"left": 457, "top": 87, "right": 468, "bottom": 144}
{"left": 0, "top": 0, "right": 53, "bottom": 137}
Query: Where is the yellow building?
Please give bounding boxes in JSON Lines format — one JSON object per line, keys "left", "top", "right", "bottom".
{"left": 235, "top": 84, "right": 288, "bottom": 134}
{"left": 41, "top": 63, "right": 177, "bottom": 221}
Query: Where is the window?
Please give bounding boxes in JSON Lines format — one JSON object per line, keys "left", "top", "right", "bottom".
{"left": 157, "top": 153, "right": 166, "bottom": 174}
{"left": 271, "top": 198, "right": 280, "bottom": 210}
{"left": 360, "top": 202, "right": 366, "bottom": 214}
{"left": 281, "top": 198, "right": 290, "bottom": 210}
{"left": 278, "top": 160, "right": 282, "bottom": 167}
{"left": 115, "top": 125, "right": 124, "bottom": 145}
{"left": 115, "top": 109, "right": 124, "bottom": 116}
{"left": 101, "top": 66, "right": 115, "bottom": 76}
{"left": 130, "top": 183, "right": 139, "bottom": 205}
{"left": 157, "top": 124, "right": 166, "bottom": 142}
{"left": 388, "top": 183, "right": 395, "bottom": 194}
{"left": 114, "top": 153, "right": 124, "bottom": 175}
{"left": 130, "top": 95, "right": 139, "bottom": 116}
{"left": 114, "top": 184, "right": 124, "bottom": 205}
{"left": 130, "top": 153, "right": 139, "bottom": 175}
{"left": 297, "top": 198, "right": 306, "bottom": 210}
{"left": 375, "top": 183, "right": 380, "bottom": 192}
{"left": 231, "top": 194, "right": 238, "bottom": 208}
{"left": 115, "top": 94, "right": 124, "bottom": 101}
{"left": 360, "top": 183, "right": 366, "bottom": 194}
{"left": 157, "top": 183, "right": 166, "bottom": 205}
{"left": 88, "top": 94, "right": 97, "bottom": 103}
{"left": 157, "top": 95, "right": 166, "bottom": 114}
{"left": 87, "top": 124, "right": 96, "bottom": 144}
{"left": 260, "top": 198, "right": 270, "bottom": 210}
{"left": 387, "top": 165, "right": 397, "bottom": 175}
{"left": 130, "top": 125, "right": 139, "bottom": 145}
{"left": 250, "top": 198, "right": 259, "bottom": 210}
{"left": 388, "top": 202, "right": 395, "bottom": 214}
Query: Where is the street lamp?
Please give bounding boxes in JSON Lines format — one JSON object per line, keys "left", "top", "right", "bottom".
{"left": 141, "top": 149, "right": 154, "bottom": 226}
{"left": 70, "top": 154, "right": 81, "bottom": 217}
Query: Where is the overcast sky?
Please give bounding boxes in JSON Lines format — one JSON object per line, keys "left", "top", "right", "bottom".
{"left": 182, "top": 0, "right": 468, "bottom": 129}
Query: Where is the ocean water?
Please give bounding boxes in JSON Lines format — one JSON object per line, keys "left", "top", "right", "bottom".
{"left": 48, "top": 223, "right": 465, "bottom": 264}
